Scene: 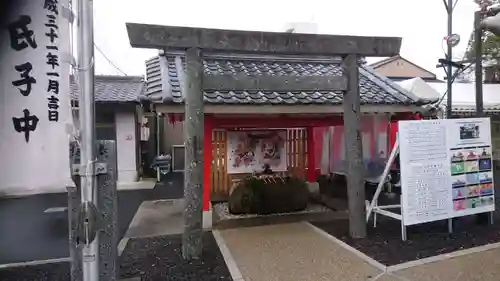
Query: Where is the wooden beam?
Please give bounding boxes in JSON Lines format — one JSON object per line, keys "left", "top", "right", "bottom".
{"left": 212, "top": 116, "right": 343, "bottom": 128}
{"left": 126, "top": 23, "right": 402, "bottom": 57}
{"left": 203, "top": 75, "right": 347, "bottom": 91}
{"left": 155, "top": 104, "right": 425, "bottom": 114}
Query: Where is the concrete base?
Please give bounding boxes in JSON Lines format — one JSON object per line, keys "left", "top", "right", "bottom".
{"left": 307, "top": 182, "right": 320, "bottom": 194}
{"left": 118, "top": 170, "right": 139, "bottom": 183}
{"left": 203, "top": 210, "right": 213, "bottom": 230}
{"left": 117, "top": 180, "right": 155, "bottom": 191}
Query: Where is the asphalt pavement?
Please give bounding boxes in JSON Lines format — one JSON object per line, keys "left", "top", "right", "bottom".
{"left": 0, "top": 172, "right": 183, "bottom": 265}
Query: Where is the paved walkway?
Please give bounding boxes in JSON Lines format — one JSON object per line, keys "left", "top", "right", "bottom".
{"left": 217, "top": 222, "right": 500, "bottom": 281}
{"left": 0, "top": 173, "right": 184, "bottom": 265}
{"left": 219, "top": 222, "right": 379, "bottom": 281}
{"left": 389, "top": 247, "right": 500, "bottom": 281}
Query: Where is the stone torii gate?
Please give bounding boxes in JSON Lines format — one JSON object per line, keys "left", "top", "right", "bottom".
{"left": 126, "top": 23, "right": 402, "bottom": 259}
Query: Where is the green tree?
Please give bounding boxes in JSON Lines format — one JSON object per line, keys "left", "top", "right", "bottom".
{"left": 464, "top": 0, "right": 500, "bottom": 82}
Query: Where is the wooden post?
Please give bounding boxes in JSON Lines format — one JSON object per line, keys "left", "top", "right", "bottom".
{"left": 306, "top": 127, "right": 316, "bottom": 183}
{"left": 182, "top": 47, "right": 205, "bottom": 260}
{"left": 342, "top": 54, "right": 367, "bottom": 238}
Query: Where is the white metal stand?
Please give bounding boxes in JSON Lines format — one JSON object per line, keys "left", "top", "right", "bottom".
{"left": 365, "top": 136, "right": 453, "bottom": 241}
{"left": 156, "top": 113, "right": 161, "bottom": 182}
{"left": 367, "top": 122, "right": 496, "bottom": 241}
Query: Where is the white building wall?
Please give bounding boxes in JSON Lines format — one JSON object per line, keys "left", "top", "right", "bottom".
{"left": 115, "top": 111, "right": 138, "bottom": 183}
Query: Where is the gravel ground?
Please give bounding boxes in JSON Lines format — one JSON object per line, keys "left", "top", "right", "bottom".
{"left": 0, "top": 262, "right": 70, "bottom": 281}
{"left": 0, "top": 232, "right": 232, "bottom": 281}
{"left": 313, "top": 215, "right": 500, "bottom": 266}
{"left": 214, "top": 202, "right": 332, "bottom": 221}
{"left": 119, "top": 232, "right": 232, "bottom": 281}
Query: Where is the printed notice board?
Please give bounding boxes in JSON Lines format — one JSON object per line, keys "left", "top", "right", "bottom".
{"left": 399, "top": 118, "right": 495, "bottom": 226}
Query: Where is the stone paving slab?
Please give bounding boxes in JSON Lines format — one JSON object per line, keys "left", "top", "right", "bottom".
{"left": 374, "top": 274, "right": 405, "bottom": 281}
{"left": 219, "top": 222, "right": 381, "bottom": 281}
{"left": 124, "top": 199, "right": 184, "bottom": 239}
{"left": 392, "top": 247, "right": 500, "bottom": 281}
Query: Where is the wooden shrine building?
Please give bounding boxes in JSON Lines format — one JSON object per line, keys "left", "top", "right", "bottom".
{"left": 126, "top": 24, "right": 434, "bottom": 236}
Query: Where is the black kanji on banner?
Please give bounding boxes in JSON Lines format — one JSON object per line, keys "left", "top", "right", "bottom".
{"left": 47, "top": 79, "right": 59, "bottom": 94}
{"left": 45, "top": 3, "right": 60, "bottom": 122}
{"left": 46, "top": 52, "right": 59, "bottom": 69}
{"left": 44, "top": 0, "right": 59, "bottom": 14}
{"left": 8, "top": 15, "right": 37, "bottom": 51}
{"left": 12, "top": 109, "right": 39, "bottom": 143}
{"left": 48, "top": 110, "right": 59, "bottom": 122}
{"left": 46, "top": 72, "right": 60, "bottom": 77}
{"left": 44, "top": 14, "right": 58, "bottom": 43}
{"left": 47, "top": 95, "right": 59, "bottom": 110}
{"left": 12, "top": 62, "right": 36, "bottom": 97}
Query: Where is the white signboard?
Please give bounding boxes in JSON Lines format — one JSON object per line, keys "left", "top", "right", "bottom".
{"left": 399, "top": 118, "right": 495, "bottom": 226}
{"left": 0, "top": 0, "right": 71, "bottom": 195}
{"left": 227, "top": 130, "right": 287, "bottom": 174}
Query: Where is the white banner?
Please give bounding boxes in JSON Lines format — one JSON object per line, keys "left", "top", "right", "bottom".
{"left": 0, "top": 0, "right": 71, "bottom": 195}
{"left": 399, "top": 118, "right": 495, "bottom": 226}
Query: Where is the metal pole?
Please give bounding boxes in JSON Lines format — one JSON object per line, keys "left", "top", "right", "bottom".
{"left": 446, "top": 0, "right": 453, "bottom": 118}
{"left": 156, "top": 112, "right": 161, "bottom": 181}
{"left": 474, "top": 9, "right": 489, "bottom": 225}
{"left": 474, "top": 10, "right": 484, "bottom": 116}
{"left": 77, "top": 0, "right": 99, "bottom": 280}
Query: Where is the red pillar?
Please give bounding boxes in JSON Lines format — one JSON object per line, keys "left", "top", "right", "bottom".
{"left": 203, "top": 115, "right": 213, "bottom": 211}
{"left": 307, "top": 127, "right": 316, "bottom": 183}
{"left": 366, "top": 116, "right": 376, "bottom": 159}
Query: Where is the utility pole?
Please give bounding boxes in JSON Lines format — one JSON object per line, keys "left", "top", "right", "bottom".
{"left": 76, "top": 0, "right": 99, "bottom": 280}
{"left": 446, "top": 0, "right": 454, "bottom": 118}
{"left": 474, "top": 10, "right": 484, "bottom": 116}
{"left": 473, "top": 3, "right": 500, "bottom": 224}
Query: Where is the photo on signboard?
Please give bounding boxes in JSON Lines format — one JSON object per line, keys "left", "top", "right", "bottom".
{"left": 467, "top": 185, "right": 481, "bottom": 197}
{"left": 465, "top": 149, "right": 479, "bottom": 160}
{"left": 479, "top": 158, "right": 492, "bottom": 171}
{"left": 459, "top": 123, "right": 480, "bottom": 140}
{"left": 452, "top": 187, "right": 467, "bottom": 199}
{"left": 451, "top": 162, "right": 465, "bottom": 175}
{"left": 454, "top": 199, "right": 467, "bottom": 211}
{"left": 467, "top": 197, "right": 481, "bottom": 209}
{"left": 478, "top": 171, "right": 493, "bottom": 183}
{"left": 451, "top": 174, "right": 466, "bottom": 187}
{"left": 478, "top": 146, "right": 492, "bottom": 159}
{"left": 465, "top": 161, "right": 479, "bottom": 173}
{"left": 466, "top": 173, "right": 479, "bottom": 185}
{"left": 479, "top": 196, "right": 495, "bottom": 207}
{"left": 450, "top": 150, "right": 465, "bottom": 162}
{"left": 480, "top": 183, "right": 494, "bottom": 195}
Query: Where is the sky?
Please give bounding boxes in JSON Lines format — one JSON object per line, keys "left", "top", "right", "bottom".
{"left": 89, "top": 0, "right": 479, "bottom": 79}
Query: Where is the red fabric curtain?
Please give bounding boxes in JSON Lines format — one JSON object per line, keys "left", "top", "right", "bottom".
{"left": 388, "top": 113, "right": 422, "bottom": 154}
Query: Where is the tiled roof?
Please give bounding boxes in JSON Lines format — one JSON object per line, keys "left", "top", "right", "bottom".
{"left": 145, "top": 53, "right": 429, "bottom": 106}
{"left": 70, "top": 75, "right": 145, "bottom": 103}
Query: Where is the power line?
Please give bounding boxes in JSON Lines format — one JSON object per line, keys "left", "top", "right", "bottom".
{"left": 94, "top": 43, "right": 128, "bottom": 76}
